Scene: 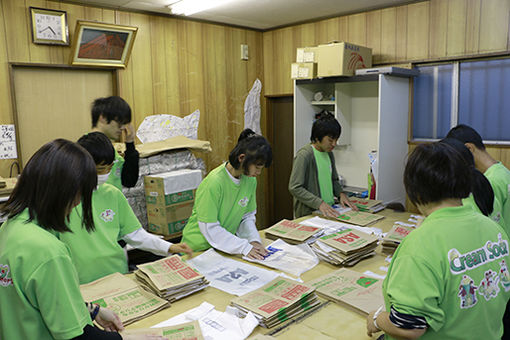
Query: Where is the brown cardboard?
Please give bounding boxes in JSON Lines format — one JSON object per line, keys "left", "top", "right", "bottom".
{"left": 146, "top": 201, "right": 194, "bottom": 236}
{"left": 291, "top": 62, "right": 317, "bottom": 79}
{"left": 317, "top": 42, "right": 372, "bottom": 77}
{"left": 296, "top": 46, "right": 319, "bottom": 63}
{"left": 121, "top": 321, "right": 204, "bottom": 339}
{"left": 113, "top": 135, "right": 211, "bottom": 158}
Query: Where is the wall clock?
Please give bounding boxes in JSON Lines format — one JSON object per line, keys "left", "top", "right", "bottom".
{"left": 30, "top": 7, "right": 69, "bottom": 45}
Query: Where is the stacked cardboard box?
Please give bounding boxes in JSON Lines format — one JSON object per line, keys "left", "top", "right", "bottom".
{"left": 231, "top": 277, "right": 320, "bottom": 328}
{"left": 264, "top": 219, "right": 324, "bottom": 244}
{"left": 135, "top": 255, "right": 208, "bottom": 302}
{"left": 381, "top": 224, "right": 414, "bottom": 253}
{"left": 144, "top": 169, "right": 202, "bottom": 237}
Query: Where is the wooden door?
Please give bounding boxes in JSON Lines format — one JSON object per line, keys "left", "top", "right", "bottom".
{"left": 12, "top": 66, "right": 115, "bottom": 167}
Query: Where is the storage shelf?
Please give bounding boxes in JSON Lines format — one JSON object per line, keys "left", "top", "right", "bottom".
{"left": 311, "top": 101, "right": 335, "bottom": 105}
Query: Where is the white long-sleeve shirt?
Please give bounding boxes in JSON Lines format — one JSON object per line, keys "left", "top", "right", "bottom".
{"left": 122, "top": 227, "right": 172, "bottom": 256}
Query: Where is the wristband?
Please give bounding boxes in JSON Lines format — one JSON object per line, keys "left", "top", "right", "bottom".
{"left": 373, "top": 306, "right": 383, "bottom": 331}
{"left": 91, "top": 303, "right": 100, "bottom": 321}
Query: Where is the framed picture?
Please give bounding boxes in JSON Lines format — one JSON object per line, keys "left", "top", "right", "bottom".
{"left": 30, "top": 7, "right": 69, "bottom": 45}
{"left": 69, "top": 21, "right": 137, "bottom": 68}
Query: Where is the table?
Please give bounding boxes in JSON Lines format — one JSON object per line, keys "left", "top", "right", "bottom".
{"left": 126, "top": 209, "right": 414, "bottom": 339}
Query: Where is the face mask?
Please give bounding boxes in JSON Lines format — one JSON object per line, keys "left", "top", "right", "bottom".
{"left": 97, "top": 172, "right": 111, "bottom": 186}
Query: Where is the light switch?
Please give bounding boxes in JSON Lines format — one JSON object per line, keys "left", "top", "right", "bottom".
{"left": 241, "top": 44, "right": 248, "bottom": 60}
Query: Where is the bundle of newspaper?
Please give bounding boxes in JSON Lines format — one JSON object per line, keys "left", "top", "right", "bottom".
{"left": 308, "top": 268, "right": 384, "bottom": 314}
{"left": 121, "top": 321, "right": 204, "bottom": 339}
{"left": 348, "top": 198, "right": 385, "bottom": 213}
{"left": 264, "top": 219, "right": 324, "bottom": 244}
{"left": 80, "top": 272, "right": 169, "bottom": 326}
{"left": 381, "top": 224, "right": 414, "bottom": 253}
{"left": 135, "top": 255, "right": 208, "bottom": 302}
{"left": 315, "top": 207, "right": 385, "bottom": 227}
{"left": 311, "top": 228, "right": 379, "bottom": 266}
{"left": 231, "top": 277, "right": 320, "bottom": 328}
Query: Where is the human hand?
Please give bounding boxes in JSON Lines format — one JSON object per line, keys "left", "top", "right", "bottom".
{"left": 319, "top": 201, "right": 339, "bottom": 218}
{"left": 121, "top": 123, "right": 136, "bottom": 143}
{"left": 95, "top": 306, "right": 123, "bottom": 332}
{"left": 339, "top": 192, "right": 359, "bottom": 211}
{"left": 366, "top": 310, "right": 381, "bottom": 337}
{"left": 169, "top": 243, "right": 193, "bottom": 257}
{"left": 247, "top": 242, "right": 268, "bottom": 260}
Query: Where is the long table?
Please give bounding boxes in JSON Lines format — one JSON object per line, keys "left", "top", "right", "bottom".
{"left": 126, "top": 209, "right": 413, "bottom": 339}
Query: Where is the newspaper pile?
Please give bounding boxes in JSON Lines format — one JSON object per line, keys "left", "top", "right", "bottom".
{"left": 121, "top": 321, "right": 204, "bottom": 339}
{"left": 231, "top": 277, "right": 319, "bottom": 328}
{"left": 308, "top": 268, "right": 384, "bottom": 314}
{"left": 381, "top": 224, "right": 414, "bottom": 253}
{"left": 135, "top": 255, "right": 208, "bottom": 302}
{"left": 80, "top": 272, "right": 169, "bottom": 325}
{"left": 264, "top": 219, "right": 324, "bottom": 244}
{"left": 348, "top": 198, "right": 385, "bottom": 213}
{"left": 311, "top": 228, "right": 379, "bottom": 266}
{"left": 333, "top": 209, "right": 385, "bottom": 226}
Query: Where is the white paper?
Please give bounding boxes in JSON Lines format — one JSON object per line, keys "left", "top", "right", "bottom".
{"left": 152, "top": 302, "right": 258, "bottom": 340}
{"left": 363, "top": 271, "right": 386, "bottom": 280}
{"left": 186, "top": 249, "right": 279, "bottom": 296}
{"left": 136, "top": 111, "right": 200, "bottom": 143}
{"left": 0, "top": 125, "right": 17, "bottom": 159}
{"left": 394, "top": 221, "right": 416, "bottom": 228}
{"left": 300, "top": 216, "right": 384, "bottom": 238}
{"left": 243, "top": 79, "right": 261, "bottom": 135}
{"left": 242, "top": 239, "right": 318, "bottom": 277}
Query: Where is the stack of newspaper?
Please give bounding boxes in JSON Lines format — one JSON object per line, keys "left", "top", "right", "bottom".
{"left": 80, "top": 272, "right": 169, "bottom": 325}
{"left": 231, "top": 277, "right": 320, "bottom": 328}
{"left": 381, "top": 224, "right": 414, "bottom": 253}
{"left": 135, "top": 255, "right": 208, "bottom": 302}
{"left": 121, "top": 321, "right": 204, "bottom": 339}
{"left": 348, "top": 198, "right": 385, "bottom": 213}
{"left": 308, "top": 268, "right": 384, "bottom": 314}
{"left": 311, "top": 228, "right": 379, "bottom": 266}
{"left": 264, "top": 219, "right": 324, "bottom": 244}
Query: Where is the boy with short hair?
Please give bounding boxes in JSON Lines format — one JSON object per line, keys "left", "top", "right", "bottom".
{"left": 91, "top": 96, "right": 139, "bottom": 189}
{"left": 288, "top": 112, "right": 357, "bottom": 218}
{"left": 60, "top": 132, "right": 192, "bottom": 284}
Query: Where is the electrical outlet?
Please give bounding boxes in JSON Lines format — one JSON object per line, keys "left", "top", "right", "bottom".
{"left": 240, "top": 44, "right": 248, "bottom": 60}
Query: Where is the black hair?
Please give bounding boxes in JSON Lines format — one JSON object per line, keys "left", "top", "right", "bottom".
{"left": 440, "top": 138, "right": 494, "bottom": 216}
{"left": 310, "top": 111, "right": 341, "bottom": 142}
{"left": 91, "top": 96, "right": 132, "bottom": 127}
{"left": 1, "top": 139, "right": 97, "bottom": 232}
{"left": 78, "top": 132, "right": 115, "bottom": 166}
{"left": 446, "top": 124, "right": 485, "bottom": 150}
{"left": 228, "top": 129, "right": 272, "bottom": 173}
{"left": 404, "top": 142, "right": 472, "bottom": 208}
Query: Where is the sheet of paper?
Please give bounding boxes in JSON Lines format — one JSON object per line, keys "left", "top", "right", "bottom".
{"left": 0, "top": 125, "right": 17, "bottom": 159}
{"left": 186, "top": 249, "right": 279, "bottom": 296}
{"left": 300, "top": 216, "right": 383, "bottom": 237}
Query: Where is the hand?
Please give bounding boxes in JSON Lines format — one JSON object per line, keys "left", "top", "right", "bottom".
{"left": 95, "top": 307, "right": 123, "bottom": 332}
{"left": 339, "top": 192, "right": 359, "bottom": 211}
{"left": 366, "top": 310, "right": 381, "bottom": 337}
{"left": 121, "top": 123, "right": 136, "bottom": 143}
{"left": 169, "top": 243, "right": 193, "bottom": 257}
{"left": 247, "top": 242, "right": 268, "bottom": 260}
{"left": 319, "top": 201, "right": 339, "bottom": 218}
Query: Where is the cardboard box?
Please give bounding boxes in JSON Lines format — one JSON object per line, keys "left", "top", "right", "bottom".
{"left": 291, "top": 62, "right": 317, "bottom": 79}
{"left": 317, "top": 42, "right": 372, "bottom": 77}
{"left": 296, "top": 46, "right": 319, "bottom": 63}
{"left": 146, "top": 201, "right": 194, "bottom": 236}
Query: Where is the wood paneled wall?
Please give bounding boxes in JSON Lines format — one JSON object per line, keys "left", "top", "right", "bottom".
{"left": 263, "top": 0, "right": 510, "bottom": 96}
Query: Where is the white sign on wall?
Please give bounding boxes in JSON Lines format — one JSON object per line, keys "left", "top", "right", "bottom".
{"left": 0, "top": 125, "right": 17, "bottom": 159}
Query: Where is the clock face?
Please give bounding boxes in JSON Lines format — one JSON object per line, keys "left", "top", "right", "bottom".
{"left": 35, "top": 13, "right": 63, "bottom": 40}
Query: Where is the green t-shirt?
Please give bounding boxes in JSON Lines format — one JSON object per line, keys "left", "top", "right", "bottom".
{"left": 485, "top": 162, "right": 510, "bottom": 235}
{"left": 60, "top": 183, "right": 141, "bottom": 284}
{"left": 383, "top": 205, "right": 510, "bottom": 340}
{"left": 106, "top": 148, "right": 124, "bottom": 190}
{"left": 462, "top": 194, "right": 505, "bottom": 228}
{"left": 182, "top": 163, "right": 257, "bottom": 251}
{"left": 312, "top": 146, "right": 335, "bottom": 205}
{"left": 0, "top": 209, "right": 92, "bottom": 339}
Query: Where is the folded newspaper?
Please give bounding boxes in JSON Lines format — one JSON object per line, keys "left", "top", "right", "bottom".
{"left": 231, "top": 277, "right": 320, "bottom": 328}
{"left": 348, "top": 198, "right": 385, "bottom": 213}
{"left": 121, "top": 321, "right": 204, "bottom": 339}
{"left": 80, "top": 272, "right": 169, "bottom": 325}
{"left": 381, "top": 224, "right": 414, "bottom": 253}
{"left": 311, "top": 228, "right": 378, "bottom": 266}
{"left": 314, "top": 208, "right": 385, "bottom": 226}
{"left": 308, "top": 268, "right": 384, "bottom": 314}
{"left": 135, "top": 255, "right": 208, "bottom": 302}
{"left": 264, "top": 219, "right": 324, "bottom": 244}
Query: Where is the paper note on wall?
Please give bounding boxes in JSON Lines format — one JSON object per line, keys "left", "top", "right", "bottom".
{"left": 0, "top": 125, "right": 17, "bottom": 159}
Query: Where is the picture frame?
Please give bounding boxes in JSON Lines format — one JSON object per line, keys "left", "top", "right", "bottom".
{"left": 29, "top": 7, "right": 69, "bottom": 45}
{"left": 69, "top": 21, "right": 138, "bottom": 68}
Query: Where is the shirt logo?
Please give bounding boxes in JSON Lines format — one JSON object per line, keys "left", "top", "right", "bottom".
{"left": 238, "top": 197, "right": 249, "bottom": 207}
{"left": 100, "top": 209, "right": 115, "bottom": 222}
{"left": 0, "top": 264, "right": 13, "bottom": 287}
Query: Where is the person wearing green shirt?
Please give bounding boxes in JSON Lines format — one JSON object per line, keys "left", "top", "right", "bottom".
{"left": 91, "top": 96, "right": 139, "bottom": 190}
{"left": 289, "top": 112, "right": 357, "bottom": 218}
{"left": 0, "top": 139, "right": 148, "bottom": 340}
{"left": 366, "top": 142, "right": 510, "bottom": 340}
{"left": 60, "top": 132, "right": 192, "bottom": 284}
{"left": 182, "top": 129, "right": 272, "bottom": 260}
